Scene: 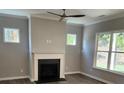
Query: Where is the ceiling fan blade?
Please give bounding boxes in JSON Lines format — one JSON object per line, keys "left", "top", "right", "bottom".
{"left": 66, "top": 15, "right": 85, "bottom": 17}
{"left": 59, "top": 17, "right": 65, "bottom": 22}
{"left": 47, "top": 12, "right": 62, "bottom": 17}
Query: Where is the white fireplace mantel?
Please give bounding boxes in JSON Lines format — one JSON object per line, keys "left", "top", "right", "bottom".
{"left": 32, "top": 53, "right": 65, "bottom": 81}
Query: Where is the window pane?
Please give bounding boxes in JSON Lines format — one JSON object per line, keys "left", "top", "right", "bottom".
{"left": 97, "top": 33, "right": 111, "bottom": 51}
{"left": 110, "top": 53, "right": 124, "bottom": 72}
{"left": 67, "top": 34, "right": 76, "bottom": 45}
{"left": 96, "top": 52, "right": 108, "bottom": 69}
{"left": 112, "top": 32, "right": 124, "bottom": 52}
{"left": 4, "top": 28, "right": 20, "bottom": 43}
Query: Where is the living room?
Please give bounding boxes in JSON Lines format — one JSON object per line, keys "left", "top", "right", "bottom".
{"left": 0, "top": 9, "right": 124, "bottom": 84}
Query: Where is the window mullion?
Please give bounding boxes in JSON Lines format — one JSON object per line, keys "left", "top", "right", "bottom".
{"left": 93, "top": 34, "right": 98, "bottom": 67}
{"left": 107, "top": 33, "right": 113, "bottom": 70}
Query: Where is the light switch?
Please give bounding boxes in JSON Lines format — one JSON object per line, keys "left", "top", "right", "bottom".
{"left": 46, "top": 40, "right": 49, "bottom": 44}
{"left": 46, "top": 40, "right": 52, "bottom": 44}
{"left": 49, "top": 40, "right": 52, "bottom": 44}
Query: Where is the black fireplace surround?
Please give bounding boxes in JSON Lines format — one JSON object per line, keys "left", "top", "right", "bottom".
{"left": 37, "top": 59, "right": 60, "bottom": 83}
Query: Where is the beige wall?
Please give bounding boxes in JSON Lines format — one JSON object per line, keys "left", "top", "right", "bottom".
{"left": 31, "top": 17, "right": 83, "bottom": 74}
{"left": 0, "top": 15, "right": 29, "bottom": 78}
{"left": 65, "top": 24, "right": 83, "bottom": 73}
{"left": 31, "top": 17, "right": 66, "bottom": 54}
{"left": 81, "top": 17, "right": 124, "bottom": 83}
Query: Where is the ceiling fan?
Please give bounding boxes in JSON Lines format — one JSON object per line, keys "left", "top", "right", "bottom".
{"left": 47, "top": 9, "right": 85, "bottom": 21}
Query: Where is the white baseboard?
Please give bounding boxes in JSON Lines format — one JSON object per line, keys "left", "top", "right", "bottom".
{"left": 80, "top": 72, "right": 114, "bottom": 84}
{"left": 64, "top": 71, "right": 81, "bottom": 75}
{"left": 29, "top": 77, "right": 34, "bottom": 82}
{"left": 0, "top": 75, "right": 29, "bottom": 81}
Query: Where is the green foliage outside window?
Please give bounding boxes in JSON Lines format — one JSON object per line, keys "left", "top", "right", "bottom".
{"left": 98, "top": 33, "right": 124, "bottom": 51}
{"left": 116, "top": 33, "right": 124, "bottom": 51}
{"left": 98, "top": 33, "right": 110, "bottom": 46}
{"left": 67, "top": 34, "right": 76, "bottom": 45}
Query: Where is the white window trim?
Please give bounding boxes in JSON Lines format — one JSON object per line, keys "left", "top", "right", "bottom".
{"left": 93, "top": 30, "right": 124, "bottom": 76}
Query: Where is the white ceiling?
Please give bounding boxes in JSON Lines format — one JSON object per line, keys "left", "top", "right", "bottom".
{"left": 0, "top": 9, "right": 124, "bottom": 25}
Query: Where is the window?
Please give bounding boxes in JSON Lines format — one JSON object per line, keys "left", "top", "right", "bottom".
{"left": 4, "top": 28, "right": 20, "bottom": 43}
{"left": 67, "top": 34, "right": 76, "bottom": 46}
{"left": 94, "top": 31, "right": 124, "bottom": 74}
{"left": 95, "top": 33, "right": 111, "bottom": 69}
{"left": 110, "top": 33, "right": 124, "bottom": 72}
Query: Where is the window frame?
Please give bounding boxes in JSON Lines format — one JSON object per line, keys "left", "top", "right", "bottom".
{"left": 3, "top": 28, "right": 20, "bottom": 43}
{"left": 93, "top": 30, "right": 124, "bottom": 76}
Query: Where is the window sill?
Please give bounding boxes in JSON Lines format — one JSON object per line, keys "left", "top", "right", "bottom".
{"left": 93, "top": 66, "right": 124, "bottom": 76}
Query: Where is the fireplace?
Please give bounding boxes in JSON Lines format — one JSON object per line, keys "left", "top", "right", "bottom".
{"left": 32, "top": 53, "right": 65, "bottom": 82}
{"left": 38, "top": 59, "right": 60, "bottom": 83}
